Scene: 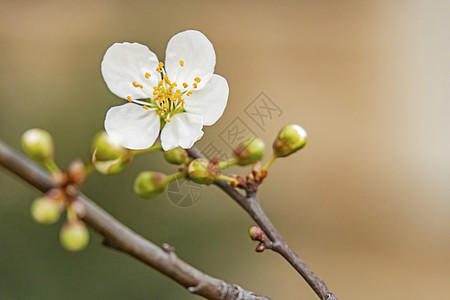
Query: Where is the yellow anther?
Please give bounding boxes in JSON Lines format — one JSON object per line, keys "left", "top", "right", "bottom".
{"left": 180, "top": 60, "right": 184, "bottom": 67}
{"left": 193, "top": 83, "right": 198, "bottom": 89}
{"left": 132, "top": 82, "right": 143, "bottom": 88}
{"left": 164, "top": 118, "right": 171, "bottom": 123}
{"left": 194, "top": 77, "right": 201, "bottom": 83}
{"left": 159, "top": 62, "right": 164, "bottom": 68}
{"left": 159, "top": 80, "right": 164, "bottom": 86}
{"left": 156, "top": 67, "right": 162, "bottom": 73}
{"left": 145, "top": 72, "right": 151, "bottom": 79}
{"left": 187, "top": 91, "right": 193, "bottom": 96}
{"left": 158, "top": 110, "right": 164, "bottom": 115}
{"left": 183, "top": 83, "right": 188, "bottom": 88}
{"left": 163, "top": 103, "right": 169, "bottom": 109}
{"left": 153, "top": 91, "right": 158, "bottom": 95}
{"left": 127, "top": 96, "right": 133, "bottom": 102}
{"left": 142, "top": 105, "right": 149, "bottom": 110}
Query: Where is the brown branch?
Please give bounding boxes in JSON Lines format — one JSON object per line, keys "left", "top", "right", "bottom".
{"left": 187, "top": 147, "right": 338, "bottom": 300}
{"left": 0, "top": 139, "right": 272, "bottom": 300}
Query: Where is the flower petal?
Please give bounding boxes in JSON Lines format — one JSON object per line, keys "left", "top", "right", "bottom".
{"left": 160, "top": 113, "right": 204, "bottom": 150}
{"left": 165, "top": 30, "right": 216, "bottom": 90}
{"left": 101, "top": 42, "right": 160, "bottom": 100}
{"left": 184, "top": 75, "right": 229, "bottom": 126}
{"left": 104, "top": 103, "right": 160, "bottom": 150}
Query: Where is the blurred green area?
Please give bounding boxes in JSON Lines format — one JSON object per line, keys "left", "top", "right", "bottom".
{"left": 1, "top": 0, "right": 449, "bottom": 299}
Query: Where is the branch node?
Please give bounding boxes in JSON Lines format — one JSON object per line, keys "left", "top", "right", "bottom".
{"left": 187, "top": 285, "right": 200, "bottom": 293}
{"left": 161, "top": 243, "right": 176, "bottom": 259}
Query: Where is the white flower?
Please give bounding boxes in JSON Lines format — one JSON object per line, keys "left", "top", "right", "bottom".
{"left": 101, "top": 30, "right": 229, "bottom": 151}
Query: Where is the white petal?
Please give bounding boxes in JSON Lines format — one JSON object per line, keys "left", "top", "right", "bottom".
{"left": 104, "top": 103, "right": 160, "bottom": 150}
{"left": 101, "top": 42, "right": 160, "bottom": 100}
{"left": 165, "top": 30, "right": 216, "bottom": 90}
{"left": 160, "top": 113, "right": 204, "bottom": 150}
{"left": 184, "top": 75, "right": 229, "bottom": 126}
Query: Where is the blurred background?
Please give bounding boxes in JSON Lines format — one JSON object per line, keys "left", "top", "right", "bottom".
{"left": 0, "top": 0, "right": 449, "bottom": 299}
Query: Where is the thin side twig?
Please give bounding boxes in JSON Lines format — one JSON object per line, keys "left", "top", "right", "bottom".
{"left": 187, "top": 147, "right": 338, "bottom": 300}
{"left": 0, "top": 139, "right": 272, "bottom": 300}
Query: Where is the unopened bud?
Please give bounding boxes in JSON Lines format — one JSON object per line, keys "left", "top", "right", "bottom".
{"left": 255, "top": 243, "right": 266, "bottom": 252}
{"left": 249, "top": 226, "right": 264, "bottom": 241}
{"left": 21, "top": 129, "right": 54, "bottom": 163}
{"left": 273, "top": 124, "right": 307, "bottom": 157}
{"left": 164, "top": 147, "right": 188, "bottom": 165}
{"left": 60, "top": 220, "right": 89, "bottom": 252}
{"left": 188, "top": 158, "right": 217, "bottom": 185}
{"left": 91, "top": 131, "right": 132, "bottom": 175}
{"left": 134, "top": 171, "right": 168, "bottom": 199}
{"left": 234, "top": 137, "right": 265, "bottom": 166}
{"left": 68, "top": 159, "right": 86, "bottom": 184}
{"left": 31, "top": 197, "right": 61, "bottom": 224}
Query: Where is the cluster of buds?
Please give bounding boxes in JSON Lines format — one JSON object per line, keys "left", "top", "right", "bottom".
{"left": 22, "top": 129, "right": 90, "bottom": 252}
{"left": 20, "top": 122, "right": 308, "bottom": 253}
{"left": 131, "top": 124, "right": 308, "bottom": 200}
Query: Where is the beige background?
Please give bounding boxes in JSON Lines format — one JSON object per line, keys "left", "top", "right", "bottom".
{"left": 0, "top": 0, "right": 449, "bottom": 299}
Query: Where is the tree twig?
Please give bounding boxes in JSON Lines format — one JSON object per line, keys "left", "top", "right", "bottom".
{"left": 0, "top": 139, "right": 272, "bottom": 300}
{"left": 187, "top": 147, "right": 338, "bottom": 300}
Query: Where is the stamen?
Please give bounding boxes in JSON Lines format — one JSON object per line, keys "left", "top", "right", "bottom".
{"left": 127, "top": 96, "right": 133, "bottom": 102}
{"left": 183, "top": 83, "right": 188, "bottom": 88}
{"left": 142, "top": 105, "right": 149, "bottom": 110}
{"left": 194, "top": 77, "right": 201, "bottom": 83}
{"left": 164, "top": 118, "right": 171, "bottom": 123}
{"left": 163, "top": 75, "right": 171, "bottom": 85}
{"left": 180, "top": 60, "right": 184, "bottom": 67}
{"left": 159, "top": 62, "right": 164, "bottom": 68}
{"left": 193, "top": 83, "right": 198, "bottom": 89}
{"left": 145, "top": 72, "right": 151, "bottom": 79}
{"left": 132, "top": 82, "right": 143, "bottom": 88}
{"left": 187, "top": 91, "right": 193, "bottom": 96}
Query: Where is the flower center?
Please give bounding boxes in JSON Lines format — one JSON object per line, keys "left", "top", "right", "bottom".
{"left": 126, "top": 61, "right": 201, "bottom": 124}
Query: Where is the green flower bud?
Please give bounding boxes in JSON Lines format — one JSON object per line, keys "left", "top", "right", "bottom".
{"left": 134, "top": 171, "right": 168, "bottom": 199}
{"left": 273, "top": 124, "right": 307, "bottom": 157}
{"left": 234, "top": 137, "right": 265, "bottom": 166}
{"left": 91, "top": 131, "right": 132, "bottom": 175}
{"left": 188, "top": 158, "right": 217, "bottom": 185}
{"left": 92, "top": 155, "right": 132, "bottom": 175}
{"left": 163, "top": 147, "right": 188, "bottom": 165}
{"left": 30, "top": 197, "right": 61, "bottom": 224}
{"left": 60, "top": 220, "right": 89, "bottom": 252}
{"left": 21, "top": 129, "right": 54, "bottom": 163}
